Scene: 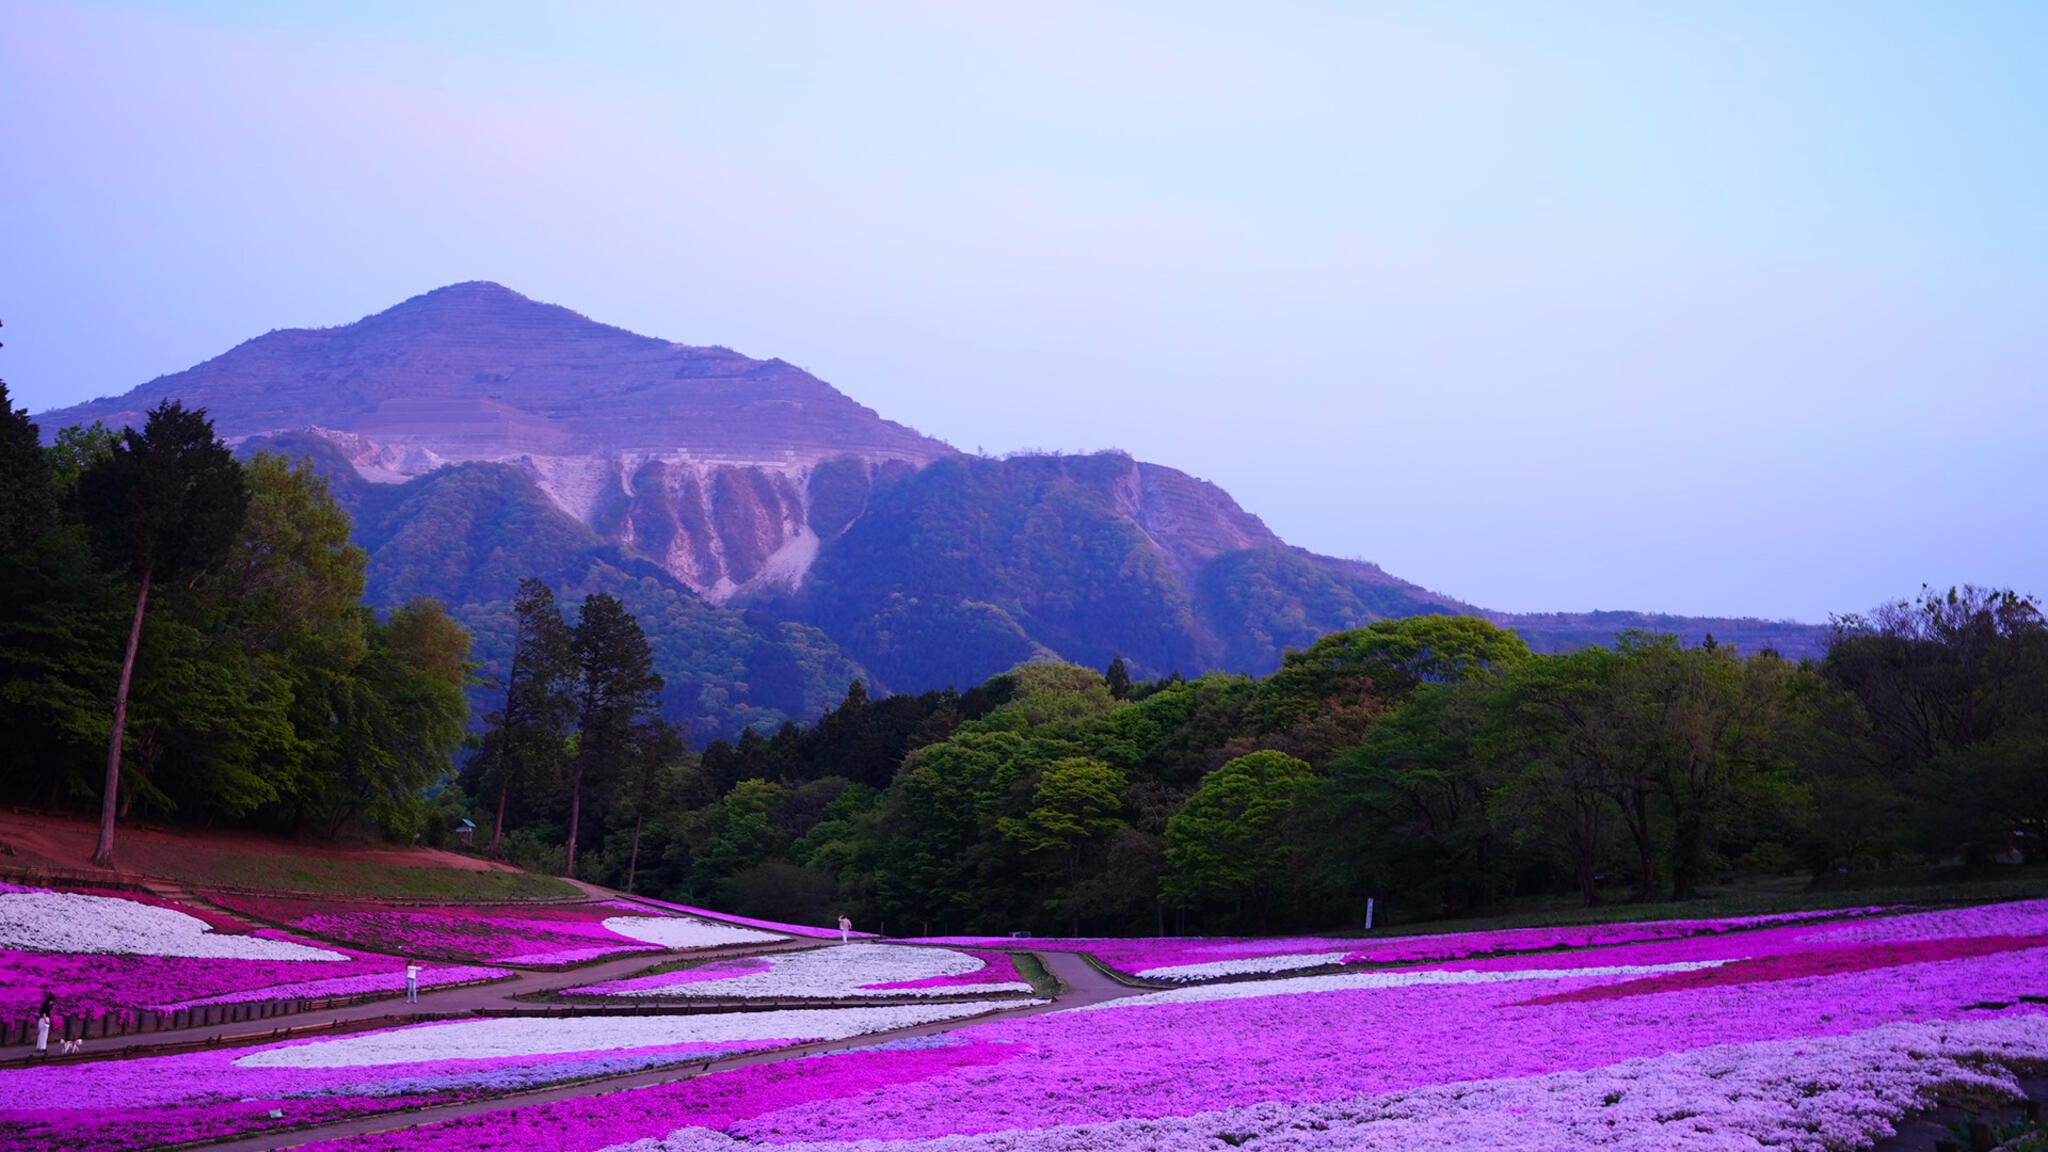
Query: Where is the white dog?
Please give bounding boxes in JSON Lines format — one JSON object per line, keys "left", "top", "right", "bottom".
{"left": 57, "top": 1039, "right": 82, "bottom": 1055}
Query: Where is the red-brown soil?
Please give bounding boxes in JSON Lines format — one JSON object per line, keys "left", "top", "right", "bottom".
{"left": 0, "top": 810, "right": 566, "bottom": 900}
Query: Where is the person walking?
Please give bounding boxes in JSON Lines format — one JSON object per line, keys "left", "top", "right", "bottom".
{"left": 405, "top": 960, "right": 420, "bottom": 1004}
{"left": 837, "top": 914, "right": 852, "bottom": 945}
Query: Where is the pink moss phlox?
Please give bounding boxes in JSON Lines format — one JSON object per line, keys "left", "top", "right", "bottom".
{"left": 864, "top": 950, "right": 1022, "bottom": 991}
{"left": 0, "top": 946, "right": 491, "bottom": 1019}
{"left": 287, "top": 1044, "right": 1022, "bottom": 1152}
{"left": 573, "top": 957, "right": 775, "bottom": 995}
{"left": 208, "top": 893, "right": 677, "bottom": 963}
{"left": 0, "top": 1028, "right": 768, "bottom": 1152}
{"left": 161, "top": 964, "right": 508, "bottom": 1008}
{"left": 623, "top": 895, "right": 867, "bottom": 940}
{"left": 1522, "top": 934, "right": 2048, "bottom": 1004}
{"left": 272, "top": 941, "right": 2047, "bottom": 1149}
{"left": 909, "top": 907, "right": 1881, "bottom": 977}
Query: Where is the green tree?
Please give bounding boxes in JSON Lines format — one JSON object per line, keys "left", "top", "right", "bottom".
{"left": 317, "top": 599, "right": 472, "bottom": 838}
{"left": 74, "top": 401, "right": 248, "bottom": 867}
{"left": 697, "top": 777, "right": 786, "bottom": 889}
{"left": 1316, "top": 680, "right": 1503, "bottom": 919}
{"left": 1824, "top": 586, "right": 2048, "bottom": 865}
{"left": 1253, "top": 615, "right": 1531, "bottom": 734}
{"left": 565, "top": 592, "right": 662, "bottom": 878}
{"left": 1104, "top": 656, "right": 1133, "bottom": 701}
{"left": 999, "top": 756, "right": 1127, "bottom": 931}
{"left": 477, "top": 579, "right": 578, "bottom": 856}
{"left": 0, "top": 402, "right": 118, "bottom": 807}
{"left": 1163, "top": 750, "right": 1314, "bottom": 923}
{"left": 616, "top": 717, "right": 685, "bottom": 893}
{"left": 0, "top": 379, "right": 54, "bottom": 554}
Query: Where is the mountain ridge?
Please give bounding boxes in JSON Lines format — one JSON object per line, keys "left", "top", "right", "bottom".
{"left": 36, "top": 282, "right": 1830, "bottom": 736}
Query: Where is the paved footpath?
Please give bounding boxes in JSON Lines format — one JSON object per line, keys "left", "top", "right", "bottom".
{"left": 193, "top": 947, "right": 1137, "bottom": 1152}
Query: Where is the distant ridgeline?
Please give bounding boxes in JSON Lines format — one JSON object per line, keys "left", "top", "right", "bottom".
{"left": 38, "top": 282, "right": 1827, "bottom": 742}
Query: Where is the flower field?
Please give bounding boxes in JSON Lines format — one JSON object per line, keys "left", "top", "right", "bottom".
{"left": 0, "top": 884, "right": 509, "bottom": 1017}
{"left": 911, "top": 906, "right": 1888, "bottom": 982}
{"left": 274, "top": 899, "right": 2048, "bottom": 1152}
{"left": 210, "top": 893, "right": 786, "bottom": 965}
{"left": 623, "top": 896, "right": 877, "bottom": 941}
{"left": 0, "top": 1002, "right": 1026, "bottom": 1152}
{"left": 565, "top": 944, "right": 1033, "bottom": 1001}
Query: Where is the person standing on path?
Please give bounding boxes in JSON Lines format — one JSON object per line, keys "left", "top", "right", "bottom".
{"left": 837, "top": 915, "right": 852, "bottom": 945}
{"left": 34, "top": 1007, "right": 51, "bottom": 1056}
{"left": 405, "top": 960, "right": 420, "bottom": 1004}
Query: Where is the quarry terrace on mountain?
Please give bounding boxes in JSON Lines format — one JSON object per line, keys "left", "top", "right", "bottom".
{"left": 36, "top": 284, "right": 1826, "bottom": 734}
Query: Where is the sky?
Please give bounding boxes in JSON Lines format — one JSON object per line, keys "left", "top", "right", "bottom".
{"left": 3, "top": 1, "right": 2043, "bottom": 623}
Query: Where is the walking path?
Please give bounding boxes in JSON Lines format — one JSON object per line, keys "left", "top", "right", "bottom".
{"left": 181, "top": 948, "right": 1135, "bottom": 1152}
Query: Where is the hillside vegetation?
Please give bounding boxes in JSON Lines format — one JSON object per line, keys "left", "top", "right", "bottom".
{"left": 474, "top": 595, "right": 2046, "bottom": 938}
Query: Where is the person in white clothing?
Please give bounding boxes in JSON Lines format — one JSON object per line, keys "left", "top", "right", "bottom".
{"left": 405, "top": 961, "right": 420, "bottom": 1003}
{"left": 837, "top": 914, "right": 852, "bottom": 944}
{"left": 34, "top": 1010, "right": 51, "bottom": 1055}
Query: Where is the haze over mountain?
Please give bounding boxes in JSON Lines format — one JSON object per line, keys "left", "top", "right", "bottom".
{"left": 37, "top": 284, "right": 1827, "bottom": 738}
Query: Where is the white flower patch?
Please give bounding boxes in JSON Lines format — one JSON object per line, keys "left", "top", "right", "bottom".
{"left": 601, "top": 915, "right": 785, "bottom": 949}
{"left": 578, "top": 944, "right": 1033, "bottom": 1000}
{"left": 611, "top": 1014, "right": 2048, "bottom": 1152}
{"left": 0, "top": 891, "right": 347, "bottom": 961}
{"left": 235, "top": 1001, "right": 1038, "bottom": 1068}
{"left": 1074, "top": 960, "right": 1731, "bottom": 1010}
{"left": 1136, "top": 951, "right": 1354, "bottom": 981}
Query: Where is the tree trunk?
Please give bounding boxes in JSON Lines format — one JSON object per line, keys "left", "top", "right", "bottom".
{"left": 562, "top": 750, "right": 587, "bottom": 879}
{"left": 92, "top": 568, "right": 151, "bottom": 869}
{"left": 490, "top": 778, "right": 510, "bottom": 859}
{"left": 625, "top": 814, "right": 643, "bottom": 895}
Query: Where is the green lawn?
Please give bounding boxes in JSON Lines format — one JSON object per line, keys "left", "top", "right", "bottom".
{"left": 153, "top": 854, "right": 577, "bottom": 901}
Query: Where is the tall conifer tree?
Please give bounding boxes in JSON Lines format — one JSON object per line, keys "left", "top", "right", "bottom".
{"left": 565, "top": 592, "right": 661, "bottom": 878}
{"left": 74, "top": 402, "right": 246, "bottom": 868}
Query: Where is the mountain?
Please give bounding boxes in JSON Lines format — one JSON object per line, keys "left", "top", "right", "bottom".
{"left": 47, "top": 281, "right": 950, "bottom": 602}
{"left": 37, "top": 284, "right": 1829, "bottom": 736}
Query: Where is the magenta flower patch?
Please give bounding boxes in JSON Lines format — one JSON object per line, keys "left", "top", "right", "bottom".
{"left": 209, "top": 894, "right": 779, "bottom": 965}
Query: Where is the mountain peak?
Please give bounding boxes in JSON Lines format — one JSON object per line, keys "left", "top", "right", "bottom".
{"left": 36, "top": 284, "right": 952, "bottom": 470}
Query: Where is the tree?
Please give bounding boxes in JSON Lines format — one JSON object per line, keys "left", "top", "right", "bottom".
{"left": 565, "top": 592, "right": 662, "bottom": 878}
{"left": 194, "top": 453, "right": 371, "bottom": 826}
{"left": 0, "top": 379, "right": 54, "bottom": 555}
{"left": 1163, "top": 750, "right": 1314, "bottom": 923}
{"left": 1317, "top": 680, "right": 1502, "bottom": 919}
{"left": 1824, "top": 586, "right": 2048, "bottom": 865}
{"left": 999, "top": 756, "right": 1127, "bottom": 932}
{"left": 0, "top": 405, "right": 119, "bottom": 807}
{"left": 478, "top": 579, "right": 578, "bottom": 856}
{"left": 317, "top": 599, "right": 471, "bottom": 838}
{"left": 1104, "top": 656, "right": 1133, "bottom": 701}
{"left": 616, "top": 717, "right": 685, "bottom": 893}
{"left": 73, "top": 401, "right": 247, "bottom": 868}
{"left": 1251, "top": 615, "right": 1530, "bottom": 735}
{"left": 1490, "top": 646, "right": 1632, "bottom": 904}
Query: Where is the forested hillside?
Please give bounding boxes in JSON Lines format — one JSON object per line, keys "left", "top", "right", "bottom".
{"left": 474, "top": 591, "right": 2046, "bottom": 936}
{"left": 0, "top": 388, "right": 470, "bottom": 851}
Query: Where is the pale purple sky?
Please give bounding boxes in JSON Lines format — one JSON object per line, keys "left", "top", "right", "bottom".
{"left": 3, "top": 1, "right": 2043, "bottom": 622}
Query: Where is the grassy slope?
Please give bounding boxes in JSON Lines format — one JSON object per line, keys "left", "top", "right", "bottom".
{"left": 0, "top": 811, "right": 575, "bottom": 901}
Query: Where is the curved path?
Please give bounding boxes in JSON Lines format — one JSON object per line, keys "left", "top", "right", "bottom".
{"left": 185, "top": 947, "right": 1136, "bottom": 1152}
